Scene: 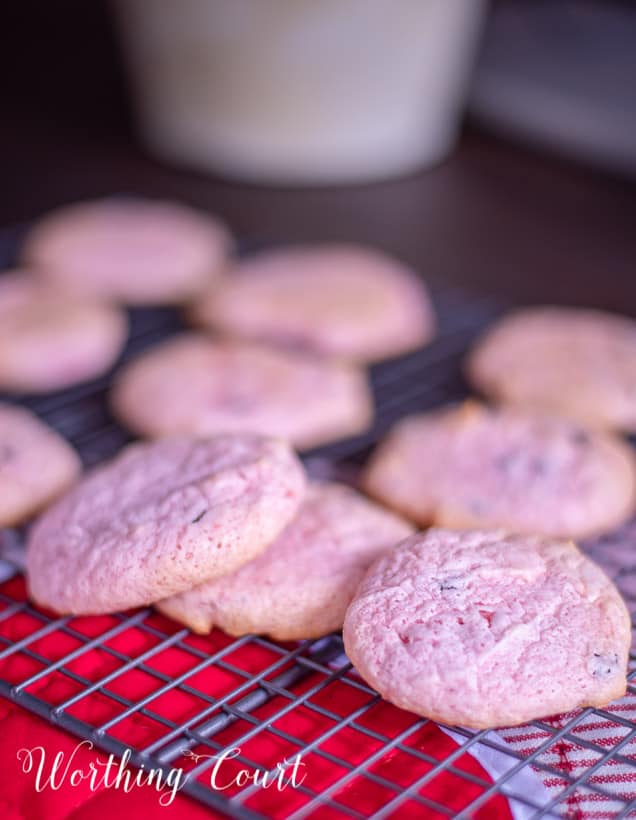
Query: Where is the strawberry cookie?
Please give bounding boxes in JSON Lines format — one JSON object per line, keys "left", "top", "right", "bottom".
{"left": 111, "top": 334, "right": 373, "bottom": 451}
{"left": 0, "top": 272, "right": 127, "bottom": 393}
{"left": 188, "top": 244, "right": 435, "bottom": 362}
{"left": 362, "top": 401, "right": 636, "bottom": 539}
{"left": 23, "top": 197, "right": 231, "bottom": 304}
{"left": 0, "top": 403, "right": 81, "bottom": 527}
{"left": 468, "top": 307, "right": 636, "bottom": 432}
{"left": 343, "top": 529, "right": 631, "bottom": 728}
{"left": 27, "top": 434, "right": 305, "bottom": 614}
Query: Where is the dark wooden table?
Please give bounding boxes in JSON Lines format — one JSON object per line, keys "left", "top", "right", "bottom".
{"left": 1, "top": 115, "right": 635, "bottom": 313}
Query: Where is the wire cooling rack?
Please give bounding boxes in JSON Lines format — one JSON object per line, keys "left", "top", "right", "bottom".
{"left": 1, "top": 229, "right": 636, "bottom": 819}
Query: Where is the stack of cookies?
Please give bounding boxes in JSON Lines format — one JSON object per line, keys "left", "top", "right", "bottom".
{"left": 25, "top": 435, "right": 414, "bottom": 643}
{"left": 3, "top": 196, "right": 635, "bottom": 731}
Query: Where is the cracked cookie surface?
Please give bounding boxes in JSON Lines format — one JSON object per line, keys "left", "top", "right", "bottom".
{"left": 343, "top": 528, "right": 631, "bottom": 728}
{"left": 26, "top": 434, "right": 305, "bottom": 614}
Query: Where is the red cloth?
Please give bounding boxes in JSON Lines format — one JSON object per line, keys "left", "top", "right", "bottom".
{"left": 0, "top": 576, "right": 512, "bottom": 819}
{"left": 0, "top": 701, "right": 511, "bottom": 819}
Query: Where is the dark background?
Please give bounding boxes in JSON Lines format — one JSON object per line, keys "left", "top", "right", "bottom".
{"left": 1, "top": 1, "right": 635, "bottom": 310}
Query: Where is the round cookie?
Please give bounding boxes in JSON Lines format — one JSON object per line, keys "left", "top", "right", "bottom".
{"left": 467, "top": 306, "right": 636, "bottom": 432}
{"left": 0, "top": 403, "right": 81, "bottom": 527}
{"left": 362, "top": 401, "right": 636, "bottom": 539}
{"left": 157, "top": 481, "right": 414, "bottom": 639}
{"left": 343, "top": 529, "right": 631, "bottom": 729}
{"left": 27, "top": 434, "right": 306, "bottom": 614}
{"left": 111, "top": 334, "right": 373, "bottom": 451}
{"left": 188, "top": 244, "right": 435, "bottom": 362}
{"left": 23, "top": 197, "right": 231, "bottom": 305}
{"left": 0, "top": 272, "right": 127, "bottom": 393}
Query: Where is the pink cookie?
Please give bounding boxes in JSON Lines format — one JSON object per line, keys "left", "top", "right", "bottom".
{"left": 27, "top": 434, "right": 306, "bottom": 614}
{"left": 343, "top": 529, "right": 631, "bottom": 729}
{"left": 111, "top": 334, "right": 373, "bottom": 450}
{"left": 0, "top": 403, "right": 81, "bottom": 527}
{"left": 362, "top": 401, "right": 636, "bottom": 539}
{"left": 23, "top": 198, "right": 231, "bottom": 305}
{"left": 188, "top": 244, "right": 435, "bottom": 362}
{"left": 157, "top": 481, "right": 414, "bottom": 639}
{"left": 467, "top": 307, "right": 636, "bottom": 432}
{"left": 0, "top": 272, "right": 127, "bottom": 393}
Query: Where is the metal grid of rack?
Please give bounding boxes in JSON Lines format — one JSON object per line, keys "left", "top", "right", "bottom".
{"left": 1, "top": 228, "right": 636, "bottom": 818}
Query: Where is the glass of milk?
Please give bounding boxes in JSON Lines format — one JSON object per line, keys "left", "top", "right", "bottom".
{"left": 116, "top": 0, "right": 487, "bottom": 184}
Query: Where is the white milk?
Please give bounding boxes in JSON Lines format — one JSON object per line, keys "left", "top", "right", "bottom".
{"left": 117, "top": 0, "right": 486, "bottom": 184}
